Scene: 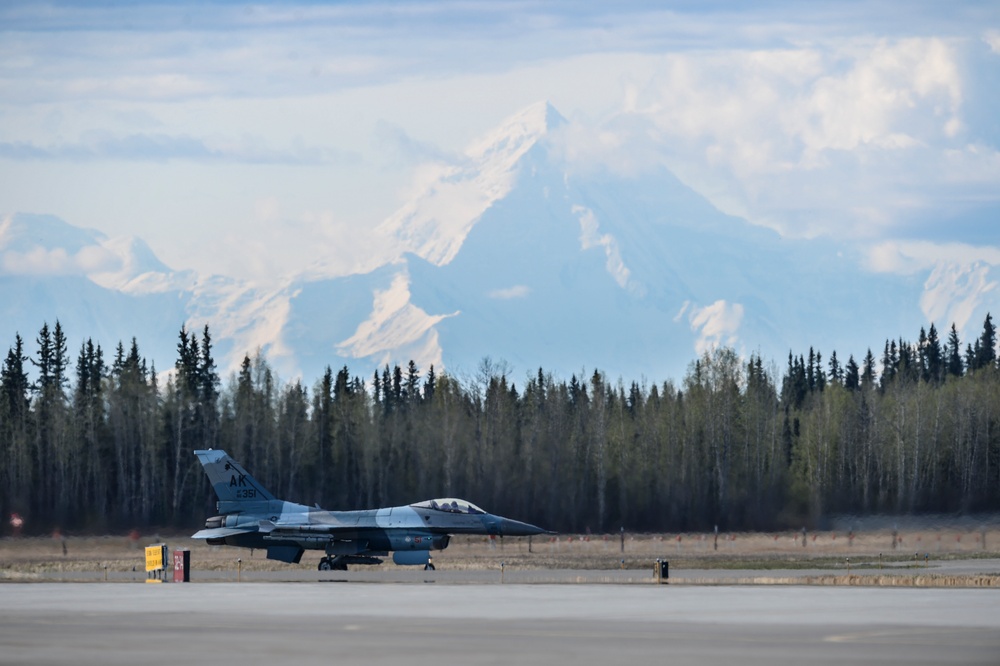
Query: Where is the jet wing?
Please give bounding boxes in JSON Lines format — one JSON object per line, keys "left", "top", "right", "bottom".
{"left": 194, "top": 521, "right": 358, "bottom": 540}
{"left": 258, "top": 520, "right": 354, "bottom": 536}
{"left": 191, "top": 526, "right": 256, "bottom": 539}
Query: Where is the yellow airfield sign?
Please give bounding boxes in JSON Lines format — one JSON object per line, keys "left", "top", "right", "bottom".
{"left": 145, "top": 544, "right": 167, "bottom": 572}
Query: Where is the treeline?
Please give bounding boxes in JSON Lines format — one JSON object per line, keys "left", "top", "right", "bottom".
{"left": 1, "top": 316, "right": 999, "bottom": 535}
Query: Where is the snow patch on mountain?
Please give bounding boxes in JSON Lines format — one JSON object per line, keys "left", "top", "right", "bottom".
{"left": 868, "top": 240, "right": 1000, "bottom": 332}
{"left": 687, "top": 300, "right": 746, "bottom": 357}
{"left": 572, "top": 204, "right": 633, "bottom": 291}
{"left": 489, "top": 285, "right": 530, "bottom": 300}
{"left": 922, "top": 262, "right": 999, "bottom": 331}
{"left": 336, "top": 265, "right": 457, "bottom": 370}
{"left": 89, "top": 235, "right": 175, "bottom": 291}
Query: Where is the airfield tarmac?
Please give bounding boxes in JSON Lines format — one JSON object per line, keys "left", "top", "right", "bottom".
{"left": 3, "top": 534, "right": 1000, "bottom": 664}
{"left": 2, "top": 581, "right": 999, "bottom": 665}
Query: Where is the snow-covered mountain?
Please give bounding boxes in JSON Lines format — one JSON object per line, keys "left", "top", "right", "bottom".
{"left": 0, "top": 213, "right": 289, "bottom": 376}
{"left": 280, "top": 101, "right": 954, "bottom": 383}
{"left": 3, "top": 102, "right": 998, "bottom": 385}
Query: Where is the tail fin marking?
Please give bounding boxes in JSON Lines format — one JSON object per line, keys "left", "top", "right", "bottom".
{"left": 194, "top": 449, "right": 276, "bottom": 504}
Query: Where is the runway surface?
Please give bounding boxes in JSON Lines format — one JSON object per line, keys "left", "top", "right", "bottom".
{"left": 2, "top": 582, "right": 998, "bottom": 665}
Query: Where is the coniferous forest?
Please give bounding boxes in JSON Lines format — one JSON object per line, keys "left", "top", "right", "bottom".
{"left": 1, "top": 316, "right": 999, "bottom": 535}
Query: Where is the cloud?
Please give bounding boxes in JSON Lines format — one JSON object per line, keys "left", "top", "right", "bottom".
{"left": 573, "top": 37, "right": 991, "bottom": 243}
{"left": 557, "top": 115, "right": 665, "bottom": 178}
{"left": 800, "top": 39, "right": 961, "bottom": 152}
{"left": 0, "top": 245, "right": 120, "bottom": 277}
{"left": 1, "top": 0, "right": 996, "bottom": 285}
{"left": 0, "top": 133, "right": 357, "bottom": 165}
{"left": 985, "top": 30, "right": 1000, "bottom": 55}
{"left": 373, "top": 120, "right": 459, "bottom": 166}
{"left": 865, "top": 240, "right": 1000, "bottom": 275}
{"left": 218, "top": 202, "right": 386, "bottom": 283}
{"left": 65, "top": 74, "right": 212, "bottom": 101}
{"left": 749, "top": 40, "right": 952, "bottom": 155}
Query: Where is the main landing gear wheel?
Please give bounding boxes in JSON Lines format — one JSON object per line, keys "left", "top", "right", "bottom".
{"left": 319, "top": 556, "right": 349, "bottom": 571}
{"left": 424, "top": 563, "right": 436, "bottom": 571}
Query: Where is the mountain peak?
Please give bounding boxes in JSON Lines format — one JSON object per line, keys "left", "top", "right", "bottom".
{"left": 380, "top": 101, "right": 570, "bottom": 267}
{"left": 497, "top": 100, "right": 567, "bottom": 135}
{"left": 466, "top": 100, "right": 567, "bottom": 163}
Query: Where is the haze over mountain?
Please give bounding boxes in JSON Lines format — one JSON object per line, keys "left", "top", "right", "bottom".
{"left": 2, "top": 102, "right": 997, "bottom": 385}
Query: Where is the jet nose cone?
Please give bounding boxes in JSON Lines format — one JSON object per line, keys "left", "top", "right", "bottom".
{"left": 498, "top": 517, "right": 547, "bottom": 537}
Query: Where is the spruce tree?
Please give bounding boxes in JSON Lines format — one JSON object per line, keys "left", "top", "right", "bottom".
{"left": 966, "top": 342, "right": 979, "bottom": 373}
{"left": 814, "top": 350, "right": 826, "bottom": 391}
{"left": 51, "top": 321, "right": 69, "bottom": 392}
{"left": 392, "top": 364, "right": 403, "bottom": 405}
{"left": 197, "top": 324, "right": 220, "bottom": 450}
{"left": 924, "top": 323, "right": 942, "bottom": 382}
{"left": 827, "top": 350, "right": 842, "bottom": 386}
{"left": 0, "top": 334, "right": 31, "bottom": 524}
{"left": 314, "top": 366, "right": 333, "bottom": 503}
{"left": 34, "top": 322, "right": 53, "bottom": 393}
{"left": 861, "top": 349, "right": 877, "bottom": 388}
{"left": 381, "top": 365, "right": 393, "bottom": 414}
{"left": 405, "top": 360, "right": 420, "bottom": 404}
{"left": 897, "top": 338, "right": 917, "bottom": 383}
{"left": 880, "top": 340, "right": 897, "bottom": 389}
{"left": 977, "top": 313, "right": 996, "bottom": 370}
{"left": 806, "top": 348, "right": 816, "bottom": 391}
{"left": 844, "top": 355, "right": 860, "bottom": 391}
{"left": 946, "top": 324, "right": 963, "bottom": 377}
{"left": 423, "top": 365, "right": 436, "bottom": 403}
{"left": 1, "top": 334, "right": 30, "bottom": 420}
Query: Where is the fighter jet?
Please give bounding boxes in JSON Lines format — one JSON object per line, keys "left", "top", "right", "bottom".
{"left": 191, "top": 449, "right": 547, "bottom": 570}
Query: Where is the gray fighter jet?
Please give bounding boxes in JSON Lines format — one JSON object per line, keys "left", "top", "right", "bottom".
{"left": 191, "top": 449, "right": 547, "bottom": 570}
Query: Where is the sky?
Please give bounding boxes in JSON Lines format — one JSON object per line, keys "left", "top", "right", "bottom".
{"left": 1, "top": 0, "right": 999, "bottom": 285}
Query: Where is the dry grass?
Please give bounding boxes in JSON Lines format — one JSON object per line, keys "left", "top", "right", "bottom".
{"left": 2, "top": 528, "right": 999, "bottom": 582}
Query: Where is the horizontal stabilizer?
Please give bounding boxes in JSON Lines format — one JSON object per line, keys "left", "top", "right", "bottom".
{"left": 191, "top": 526, "right": 255, "bottom": 539}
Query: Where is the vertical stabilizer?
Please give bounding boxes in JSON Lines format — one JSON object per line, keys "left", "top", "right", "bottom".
{"left": 194, "top": 449, "right": 276, "bottom": 504}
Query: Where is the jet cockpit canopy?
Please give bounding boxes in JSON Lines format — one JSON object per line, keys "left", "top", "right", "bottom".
{"left": 411, "top": 498, "right": 485, "bottom": 515}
